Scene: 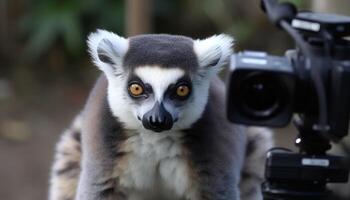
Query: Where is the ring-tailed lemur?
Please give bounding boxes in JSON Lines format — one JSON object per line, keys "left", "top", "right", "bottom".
{"left": 49, "top": 30, "right": 273, "bottom": 200}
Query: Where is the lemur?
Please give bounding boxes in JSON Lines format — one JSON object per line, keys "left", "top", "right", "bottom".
{"left": 49, "top": 30, "right": 273, "bottom": 200}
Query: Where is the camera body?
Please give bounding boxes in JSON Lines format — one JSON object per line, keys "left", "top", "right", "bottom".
{"left": 226, "top": 1, "right": 350, "bottom": 199}
{"left": 227, "top": 51, "right": 295, "bottom": 126}
{"left": 227, "top": 11, "right": 350, "bottom": 141}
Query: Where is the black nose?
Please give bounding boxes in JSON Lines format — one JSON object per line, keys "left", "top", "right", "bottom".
{"left": 142, "top": 102, "right": 173, "bottom": 132}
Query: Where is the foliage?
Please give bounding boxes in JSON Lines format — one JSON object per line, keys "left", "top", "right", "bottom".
{"left": 20, "top": 0, "right": 125, "bottom": 60}
{"left": 281, "top": 0, "right": 308, "bottom": 8}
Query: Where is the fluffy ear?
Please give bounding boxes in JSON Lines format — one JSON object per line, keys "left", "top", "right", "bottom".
{"left": 87, "top": 29, "right": 128, "bottom": 76}
{"left": 193, "top": 34, "right": 234, "bottom": 76}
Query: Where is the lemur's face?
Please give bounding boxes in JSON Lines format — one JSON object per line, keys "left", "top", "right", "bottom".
{"left": 88, "top": 30, "right": 233, "bottom": 132}
{"left": 126, "top": 66, "right": 192, "bottom": 132}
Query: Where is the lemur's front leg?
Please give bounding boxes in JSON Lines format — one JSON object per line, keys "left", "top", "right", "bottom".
{"left": 75, "top": 75, "right": 126, "bottom": 200}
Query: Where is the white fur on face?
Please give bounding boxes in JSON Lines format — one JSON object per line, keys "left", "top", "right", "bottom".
{"left": 107, "top": 66, "right": 186, "bottom": 130}
{"left": 135, "top": 66, "right": 185, "bottom": 101}
{"left": 135, "top": 66, "right": 213, "bottom": 131}
{"left": 107, "top": 65, "right": 212, "bottom": 132}
{"left": 107, "top": 75, "right": 142, "bottom": 130}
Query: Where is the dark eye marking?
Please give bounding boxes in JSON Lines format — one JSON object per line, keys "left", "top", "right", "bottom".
{"left": 144, "top": 83, "right": 153, "bottom": 93}
{"left": 127, "top": 75, "right": 154, "bottom": 99}
{"left": 167, "top": 76, "right": 192, "bottom": 101}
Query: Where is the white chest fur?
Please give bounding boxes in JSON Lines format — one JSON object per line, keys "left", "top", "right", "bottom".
{"left": 115, "top": 131, "right": 198, "bottom": 200}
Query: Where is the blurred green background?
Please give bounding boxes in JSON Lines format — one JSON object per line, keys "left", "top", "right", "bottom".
{"left": 0, "top": 0, "right": 349, "bottom": 200}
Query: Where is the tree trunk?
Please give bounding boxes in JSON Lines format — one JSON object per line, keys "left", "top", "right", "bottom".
{"left": 0, "top": 0, "right": 8, "bottom": 52}
{"left": 125, "top": 0, "right": 153, "bottom": 36}
{"left": 312, "top": 0, "right": 350, "bottom": 15}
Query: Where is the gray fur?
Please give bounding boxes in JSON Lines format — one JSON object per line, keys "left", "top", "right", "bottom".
{"left": 239, "top": 127, "right": 274, "bottom": 200}
{"left": 75, "top": 75, "right": 127, "bottom": 199}
{"left": 124, "top": 35, "right": 198, "bottom": 72}
{"left": 183, "top": 77, "right": 247, "bottom": 199}
{"left": 49, "top": 115, "right": 82, "bottom": 200}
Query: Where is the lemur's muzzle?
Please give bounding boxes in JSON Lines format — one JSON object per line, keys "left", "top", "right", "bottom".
{"left": 142, "top": 102, "right": 173, "bottom": 132}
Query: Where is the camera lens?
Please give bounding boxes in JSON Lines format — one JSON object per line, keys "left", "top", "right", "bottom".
{"left": 239, "top": 72, "right": 285, "bottom": 119}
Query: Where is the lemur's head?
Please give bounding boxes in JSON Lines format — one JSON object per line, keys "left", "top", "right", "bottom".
{"left": 88, "top": 30, "right": 233, "bottom": 132}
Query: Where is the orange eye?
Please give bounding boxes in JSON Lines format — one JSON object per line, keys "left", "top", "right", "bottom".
{"left": 129, "top": 83, "right": 144, "bottom": 96}
{"left": 176, "top": 85, "right": 190, "bottom": 97}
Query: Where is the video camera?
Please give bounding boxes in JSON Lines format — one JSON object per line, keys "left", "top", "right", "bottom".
{"left": 226, "top": 0, "right": 350, "bottom": 199}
